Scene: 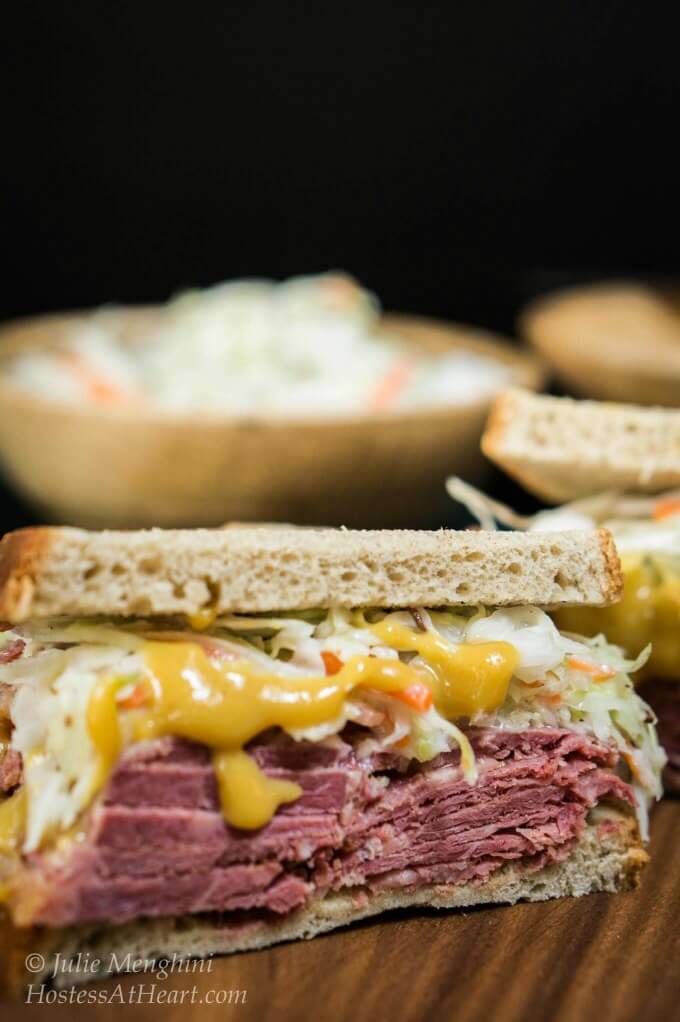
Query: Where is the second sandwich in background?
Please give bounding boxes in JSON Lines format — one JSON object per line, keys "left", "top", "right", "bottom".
{"left": 479, "top": 387, "right": 680, "bottom": 790}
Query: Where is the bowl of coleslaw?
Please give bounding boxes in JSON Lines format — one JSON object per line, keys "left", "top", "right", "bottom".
{"left": 0, "top": 274, "right": 544, "bottom": 527}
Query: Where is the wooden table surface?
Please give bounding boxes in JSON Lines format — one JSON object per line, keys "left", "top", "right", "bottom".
{"left": 6, "top": 799, "right": 679, "bottom": 1022}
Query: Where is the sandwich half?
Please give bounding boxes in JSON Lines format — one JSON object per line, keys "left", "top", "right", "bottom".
{"left": 481, "top": 387, "right": 680, "bottom": 790}
{"left": 0, "top": 524, "right": 663, "bottom": 989}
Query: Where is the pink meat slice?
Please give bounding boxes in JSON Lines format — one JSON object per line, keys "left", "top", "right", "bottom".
{"left": 0, "top": 747, "right": 22, "bottom": 792}
{"left": 0, "top": 639, "right": 25, "bottom": 664}
{"left": 18, "top": 727, "right": 635, "bottom": 927}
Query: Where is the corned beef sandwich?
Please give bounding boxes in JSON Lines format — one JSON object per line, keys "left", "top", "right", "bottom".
{"left": 480, "top": 386, "right": 680, "bottom": 790}
{"left": 0, "top": 524, "right": 664, "bottom": 987}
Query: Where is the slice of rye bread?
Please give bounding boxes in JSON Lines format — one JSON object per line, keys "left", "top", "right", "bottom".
{"left": 0, "top": 806, "right": 645, "bottom": 992}
{"left": 482, "top": 388, "right": 680, "bottom": 504}
{"left": 0, "top": 524, "right": 622, "bottom": 623}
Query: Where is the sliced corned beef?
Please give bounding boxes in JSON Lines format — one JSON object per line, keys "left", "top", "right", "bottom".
{"left": 0, "top": 639, "right": 25, "bottom": 664}
{"left": 15, "top": 727, "right": 635, "bottom": 927}
{"left": 0, "top": 747, "right": 22, "bottom": 792}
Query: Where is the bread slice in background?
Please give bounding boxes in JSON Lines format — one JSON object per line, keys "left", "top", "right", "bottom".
{"left": 0, "top": 524, "right": 622, "bottom": 623}
{"left": 521, "top": 282, "right": 680, "bottom": 406}
{"left": 482, "top": 388, "right": 680, "bottom": 503}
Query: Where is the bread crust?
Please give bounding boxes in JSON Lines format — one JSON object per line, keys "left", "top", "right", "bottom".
{"left": 0, "top": 806, "right": 645, "bottom": 994}
{"left": 0, "top": 527, "right": 50, "bottom": 623}
{"left": 0, "top": 524, "right": 623, "bottom": 623}
{"left": 480, "top": 388, "right": 517, "bottom": 464}
{"left": 595, "top": 527, "right": 623, "bottom": 605}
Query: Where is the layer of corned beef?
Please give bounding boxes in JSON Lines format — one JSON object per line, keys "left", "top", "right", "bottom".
{"left": 11, "top": 726, "right": 635, "bottom": 927}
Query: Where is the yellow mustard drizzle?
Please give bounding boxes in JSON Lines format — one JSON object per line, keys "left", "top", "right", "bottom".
{"left": 87, "top": 632, "right": 518, "bottom": 831}
{"left": 87, "top": 641, "right": 436, "bottom": 830}
{"left": 366, "top": 618, "right": 520, "bottom": 717}
{"left": 90, "top": 676, "right": 300, "bottom": 835}
{"left": 186, "top": 606, "right": 218, "bottom": 632}
{"left": 555, "top": 552, "right": 680, "bottom": 681}
{"left": 0, "top": 788, "right": 25, "bottom": 857}
{"left": 3, "top": 622, "right": 522, "bottom": 862}
{"left": 86, "top": 675, "right": 124, "bottom": 795}
{"left": 0, "top": 788, "right": 26, "bottom": 903}
{"left": 213, "top": 750, "right": 301, "bottom": 829}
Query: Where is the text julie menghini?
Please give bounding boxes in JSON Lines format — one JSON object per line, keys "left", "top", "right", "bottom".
{"left": 24, "top": 951, "right": 247, "bottom": 1005}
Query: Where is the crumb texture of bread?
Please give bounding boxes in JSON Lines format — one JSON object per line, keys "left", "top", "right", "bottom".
{"left": 482, "top": 388, "right": 680, "bottom": 503}
{"left": 0, "top": 524, "right": 621, "bottom": 622}
{"left": 6, "top": 807, "right": 643, "bottom": 990}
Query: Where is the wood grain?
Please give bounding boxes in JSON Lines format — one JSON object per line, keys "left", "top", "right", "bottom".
{"left": 5, "top": 801, "right": 679, "bottom": 1022}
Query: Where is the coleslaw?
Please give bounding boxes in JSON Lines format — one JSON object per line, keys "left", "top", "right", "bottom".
{"left": 0, "top": 605, "right": 664, "bottom": 851}
{"left": 4, "top": 274, "right": 510, "bottom": 416}
{"left": 5, "top": 273, "right": 509, "bottom": 416}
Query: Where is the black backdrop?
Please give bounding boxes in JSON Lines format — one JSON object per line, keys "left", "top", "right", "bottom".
{"left": 2, "top": 1, "right": 679, "bottom": 529}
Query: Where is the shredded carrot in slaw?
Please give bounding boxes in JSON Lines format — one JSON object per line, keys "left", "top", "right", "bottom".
{"left": 623, "top": 750, "right": 645, "bottom": 783}
{"left": 321, "top": 651, "right": 344, "bottom": 676}
{"left": 652, "top": 497, "right": 680, "bottom": 521}
{"left": 392, "top": 684, "right": 433, "bottom": 712}
{"left": 117, "top": 681, "right": 150, "bottom": 710}
{"left": 566, "top": 657, "right": 616, "bottom": 681}
{"left": 369, "top": 358, "right": 415, "bottom": 411}
{"left": 61, "top": 352, "right": 132, "bottom": 405}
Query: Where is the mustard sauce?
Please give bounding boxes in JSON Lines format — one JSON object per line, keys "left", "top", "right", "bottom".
{"left": 186, "top": 607, "right": 218, "bottom": 632}
{"left": 555, "top": 553, "right": 680, "bottom": 681}
{"left": 86, "top": 674, "right": 124, "bottom": 794}
{"left": 0, "top": 789, "right": 25, "bottom": 857}
{"left": 84, "top": 633, "right": 519, "bottom": 830}
{"left": 0, "top": 789, "right": 26, "bottom": 904}
{"left": 213, "top": 750, "right": 301, "bottom": 829}
{"left": 2, "top": 621, "right": 523, "bottom": 870}
{"left": 87, "top": 641, "right": 436, "bottom": 830}
{"left": 367, "top": 618, "right": 520, "bottom": 717}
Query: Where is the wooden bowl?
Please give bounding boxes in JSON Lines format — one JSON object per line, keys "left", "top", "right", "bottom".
{"left": 0, "top": 310, "right": 544, "bottom": 528}
{"left": 520, "top": 281, "right": 680, "bottom": 406}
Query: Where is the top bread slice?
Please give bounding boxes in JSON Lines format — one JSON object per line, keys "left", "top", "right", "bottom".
{"left": 482, "top": 388, "right": 680, "bottom": 504}
{"left": 0, "top": 524, "right": 621, "bottom": 623}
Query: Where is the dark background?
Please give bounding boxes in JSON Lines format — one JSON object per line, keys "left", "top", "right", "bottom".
{"left": 2, "top": 1, "right": 679, "bottom": 529}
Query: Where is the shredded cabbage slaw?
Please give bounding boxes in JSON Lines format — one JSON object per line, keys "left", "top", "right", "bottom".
{"left": 446, "top": 476, "right": 680, "bottom": 556}
{"left": 4, "top": 274, "right": 510, "bottom": 416}
{"left": 0, "top": 606, "right": 664, "bottom": 851}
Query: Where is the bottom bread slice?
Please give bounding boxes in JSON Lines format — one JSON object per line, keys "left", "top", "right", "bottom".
{"left": 3, "top": 806, "right": 646, "bottom": 992}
